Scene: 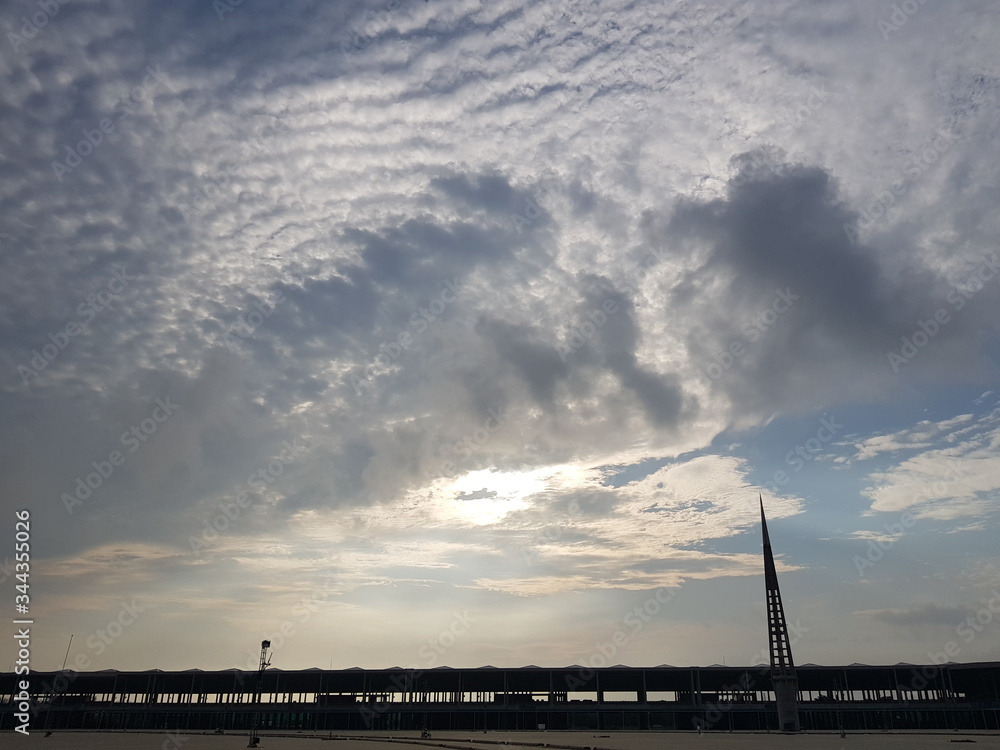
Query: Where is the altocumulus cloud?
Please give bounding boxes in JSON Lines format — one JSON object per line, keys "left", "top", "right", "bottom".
{"left": 1, "top": 0, "right": 999, "bottom": 671}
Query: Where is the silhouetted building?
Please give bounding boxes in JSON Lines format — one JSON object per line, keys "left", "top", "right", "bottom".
{"left": 4, "top": 663, "right": 999, "bottom": 733}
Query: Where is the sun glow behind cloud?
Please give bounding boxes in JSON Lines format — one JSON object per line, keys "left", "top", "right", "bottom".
{"left": 444, "top": 467, "right": 546, "bottom": 525}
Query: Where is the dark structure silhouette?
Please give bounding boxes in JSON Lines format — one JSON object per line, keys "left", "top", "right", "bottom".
{"left": 6, "top": 663, "right": 999, "bottom": 732}
{"left": 760, "top": 495, "right": 800, "bottom": 731}
{"left": 247, "top": 640, "right": 271, "bottom": 748}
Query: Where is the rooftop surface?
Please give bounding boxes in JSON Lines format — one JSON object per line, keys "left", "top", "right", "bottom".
{"left": 7, "top": 730, "right": 1000, "bottom": 750}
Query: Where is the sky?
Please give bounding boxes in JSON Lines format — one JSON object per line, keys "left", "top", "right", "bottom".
{"left": 1, "top": 0, "right": 999, "bottom": 677}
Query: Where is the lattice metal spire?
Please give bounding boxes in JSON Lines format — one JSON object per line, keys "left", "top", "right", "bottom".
{"left": 760, "top": 494, "right": 800, "bottom": 731}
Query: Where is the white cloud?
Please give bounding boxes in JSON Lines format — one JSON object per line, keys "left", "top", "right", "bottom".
{"left": 861, "top": 408, "right": 1000, "bottom": 518}
{"left": 852, "top": 413, "right": 975, "bottom": 461}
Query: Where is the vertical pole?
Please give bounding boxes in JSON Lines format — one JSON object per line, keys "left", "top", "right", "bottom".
{"left": 248, "top": 640, "right": 271, "bottom": 748}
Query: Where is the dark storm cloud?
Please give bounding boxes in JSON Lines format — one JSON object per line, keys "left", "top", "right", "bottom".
{"left": 476, "top": 317, "right": 568, "bottom": 407}
{"left": 0, "top": 349, "right": 305, "bottom": 557}
{"left": 257, "top": 168, "right": 552, "bottom": 366}
{"left": 469, "top": 267, "right": 691, "bottom": 431}
{"left": 657, "top": 149, "right": 998, "bottom": 419}
{"left": 431, "top": 172, "right": 523, "bottom": 214}
{"left": 348, "top": 217, "right": 521, "bottom": 287}
{"left": 579, "top": 275, "right": 688, "bottom": 429}
{"left": 268, "top": 271, "right": 381, "bottom": 347}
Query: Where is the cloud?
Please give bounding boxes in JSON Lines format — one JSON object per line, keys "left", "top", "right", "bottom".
{"left": 861, "top": 602, "right": 972, "bottom": 628}
{"left": 852, "top": 413, "right": 976, "bottom": 461}
{"left": 2, "top": 0, "right": 999, "bottom": 670}
{"left": 861, "top": 405, "right": 1000, "bottom": 519}
{"left": 646, "top": 149, "right": 1000, "bottom": 426}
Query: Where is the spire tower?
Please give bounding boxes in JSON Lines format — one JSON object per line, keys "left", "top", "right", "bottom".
{"left": 760, "top": 495, "right": 799, "bottom": 731}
